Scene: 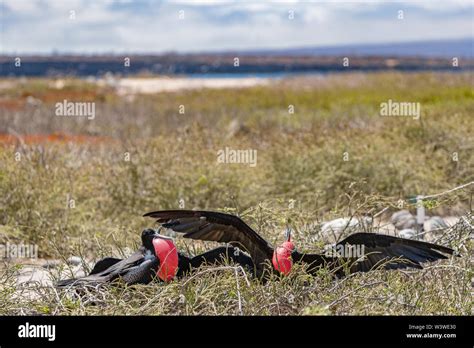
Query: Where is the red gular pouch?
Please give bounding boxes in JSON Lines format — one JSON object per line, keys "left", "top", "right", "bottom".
{"left": 152, "top": 236, "right": 179, "bottom": 282}
{"left": 272, "top": 240, "right": 295, "bottom": 275}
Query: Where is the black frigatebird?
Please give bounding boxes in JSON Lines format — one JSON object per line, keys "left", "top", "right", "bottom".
{"left": 57, "top": 228, "right": 254, "bottom": 287}
{"left": 57, "top": 229, "right": 163, "bottom": 287}
{"left": 144, "top": 210, "right": 456, "bottom": 278}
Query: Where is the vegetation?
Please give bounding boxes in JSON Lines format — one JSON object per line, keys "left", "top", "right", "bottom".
{"left": 0, "top": 72, "right": 472, "bottom": 315}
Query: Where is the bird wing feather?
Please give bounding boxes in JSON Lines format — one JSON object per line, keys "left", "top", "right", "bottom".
{"left": 57, "top": 248, "right": 148, "bottom": 287}
{"left": 336, "top": 232, "right": 454, "bottom": 272}
{"left": 144, "top": 210, "right": 274, "bottom": 269}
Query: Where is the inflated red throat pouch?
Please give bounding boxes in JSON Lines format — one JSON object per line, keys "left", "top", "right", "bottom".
{"left": 272, "top": 241, "right": 295, "bottom": 275}
{"left": 152, "top": 237, "right": 179, "bottom": 282}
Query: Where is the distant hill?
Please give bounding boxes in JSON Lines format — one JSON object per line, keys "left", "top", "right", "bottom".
{"left": 0, "top": 38, "right": 472, "bottom": 77}
{"left": 242, "top": 38, "right": 473, "bottom": 58}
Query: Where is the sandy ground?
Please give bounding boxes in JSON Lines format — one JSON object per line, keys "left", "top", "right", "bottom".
{"left": 97, "top": 76, "right": 270, "bottom": 94}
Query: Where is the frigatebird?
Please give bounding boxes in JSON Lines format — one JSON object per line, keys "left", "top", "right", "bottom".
{"left": 57, "top": 229, "right": 164, "bottom": 287}
{"left": 144, "top": 210, "right": 456, "bottom": 278}
{"left": 57, "top": 228, "right": 254, "bottom": 287}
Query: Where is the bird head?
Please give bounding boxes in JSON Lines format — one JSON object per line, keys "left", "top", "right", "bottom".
{"left": 272, "top": 227, "right": 295, "bottom": 275}
{"left": 141, "top": 228, "right": 158, "bottom": 251}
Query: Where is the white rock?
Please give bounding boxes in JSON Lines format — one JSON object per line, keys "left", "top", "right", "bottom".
{"left": 321, "top": 216, "right": 373, "bottom": 237}
{"left": 53, "top": 79, "right": 65, "bottom": 89}
{"left": 391, "top": 210, "right": 411, "bottom": 221}
{"left": 399, "top": 229, "right": 417, "bottom": 239}
{"left": 226, "top": 119, "right": 249, "bottom": 139}
{"left": 67, "top": 256, "right": 82, "bottom": 266}
{"left": 25, "top": 96, "right": 42, "bottom": 106}
{"left": 424, "top": 216, "right": 448, "bottom": 232}
{"left": 17, "top": 266, "right": 53, "bottom": 287}
{"left": 42, "top": 260, "right": 61, "bottom": 269}
{"left": 391, "top": 210, "right": 417, "bottom": 230}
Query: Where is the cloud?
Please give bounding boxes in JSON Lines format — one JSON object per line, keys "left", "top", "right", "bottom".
{"left": 1, "top": 0, "right": 472, "bottom": 54}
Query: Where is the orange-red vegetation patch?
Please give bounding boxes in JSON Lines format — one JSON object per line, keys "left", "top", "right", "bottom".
{"left": 0, "top": 98, "right": 25, "bottom": 111}
{"left": 0, "top": 90, "right": 105, "bottom": 111}
{"left": 21, "top": 90, "right": 102, "bottom": 103}
{"left": 0, "top": 133, "right": 112, "bottom": 146}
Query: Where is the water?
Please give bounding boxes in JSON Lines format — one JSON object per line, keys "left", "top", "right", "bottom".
{"left": 184, "top": 71, "right": 326, "bottom": 79}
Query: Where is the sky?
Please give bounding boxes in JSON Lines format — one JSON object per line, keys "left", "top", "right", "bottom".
{"left": 1, "top": 0, "right": 473, "bottom": 54}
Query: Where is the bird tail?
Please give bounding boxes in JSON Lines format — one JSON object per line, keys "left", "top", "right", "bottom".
{"left": 56, "top": 275, "right": 105, "bottom": 288}
{"left": 56, "top": 278, "right": 79, "bottom": 288}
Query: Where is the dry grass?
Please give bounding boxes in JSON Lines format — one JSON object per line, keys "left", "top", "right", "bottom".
{"left": 1, "top": 216, "right": 471, "bottom": 315}
{"left": 0, "top": 72, "right": 472, "bottom": 315}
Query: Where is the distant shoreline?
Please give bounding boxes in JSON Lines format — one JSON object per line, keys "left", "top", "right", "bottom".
{"left": 108, "top": 77, "right": 270, "bottom": 94}
{"left": 1, "top": 54, "right": 471, "bottom": 77}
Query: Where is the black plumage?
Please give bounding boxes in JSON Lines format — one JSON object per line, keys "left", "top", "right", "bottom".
{"left": 57, "top": 229, "right": 160, "bottom": 287}
{"left": 144, "top": 210, "right": 456, "bottom": 278}
{"left": 57, "top": 229, "right": 254, "bottom": 288}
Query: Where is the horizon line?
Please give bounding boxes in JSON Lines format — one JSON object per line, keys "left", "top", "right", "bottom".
{"left": 2, "top": 37, "right": 472, "bottom": 57}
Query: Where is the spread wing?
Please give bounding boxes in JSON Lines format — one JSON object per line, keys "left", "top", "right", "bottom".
{"left": 143, "top": 210, "right": 274, "bottom": 270}
{"left": 57, "top": 248, "right": 149, "bottom": 287}
{"left": 335, "top": 233, "right": 455, "bottom": 273}
{"left": 90, "top": 248, "right": 148, "bottom": 278}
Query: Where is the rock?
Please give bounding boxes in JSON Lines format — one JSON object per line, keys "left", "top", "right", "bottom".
{"left": 25, "top": 96, "right": 42, "bottom": 107}
{"left": 17, "top": 266, "right": 53, "bottom": 287}
{"left": 321, "top": 216, "right": 373, "bottom": 238}
{"left": 399, "top": 229, "right": 417, "bottom": 239}
{"left": 104, "top": 72, "right": 119, "bottom": 87}
{"left": 53, "top": 79, "right": 65, "bottom": 89}
{"left": 71, "top": 265, "right": 87, "bottom": 278}
{"left": 226, "top": 119, "right": 250, "bottom": 139}
{"left": 391, "top": 210, "right": 417, "bottom": 230}
{"left": 42, "top": 260, "right": 61, "bottom": 269}
{"left": 424, "top": 216, "right": 448, "bottom": 232}
{"left": 67, "top": 256, "right": 82, "bottom": 266}
{"left": 391, "top": 210, "right": 411, "bottom": 221}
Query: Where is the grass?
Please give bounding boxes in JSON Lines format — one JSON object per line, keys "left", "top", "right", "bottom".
{"left": 0, "top": 72, "right": 472, "bottom": 315}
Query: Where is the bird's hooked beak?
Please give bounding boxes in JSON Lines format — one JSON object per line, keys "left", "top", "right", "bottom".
{"left": 285, "top": 226, "right": 292, "bottom": 242}
{"left": 283, "top": 226, "right": 295, "bottom": 253}
{"left": 272, "top": 226, "right": 296, "bottom": 275}
{"left": 153, "top": 227, "right": 173, "bottom": 240}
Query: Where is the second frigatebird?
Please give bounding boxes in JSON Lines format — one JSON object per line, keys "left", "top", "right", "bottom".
{"left": 144, "top": 210, "right": 456, "bottom": 278}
